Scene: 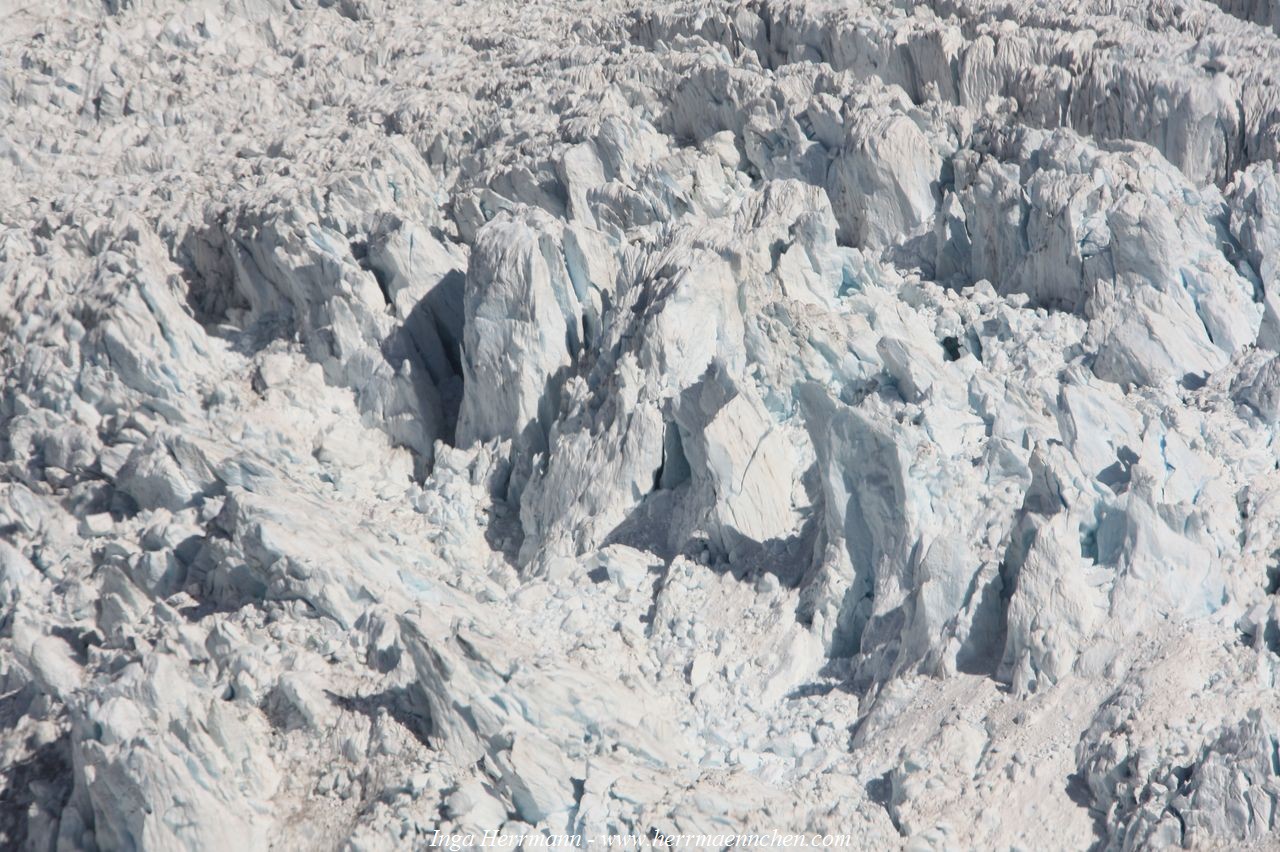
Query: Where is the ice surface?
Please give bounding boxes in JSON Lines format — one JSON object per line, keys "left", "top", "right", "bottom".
{"left": 4, "top": 0, "right": 1280, "bottom": 849}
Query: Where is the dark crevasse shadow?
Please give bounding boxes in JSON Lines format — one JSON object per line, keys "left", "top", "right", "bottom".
{"left": 0, "top": 686, "right": 72, "bottom": 849}
{"left": 324, "top": 687, "right": 433, "bottom": 749}
{"left": 1066, "top": 771, "right": 1108, "bottom": 852}
{"left": 382, "top": 268, "right": 467, "bottom": 448}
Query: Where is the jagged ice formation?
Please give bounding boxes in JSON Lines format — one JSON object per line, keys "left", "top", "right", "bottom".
{"left": 4, "top": 0, "right": 1280, "bottom": 849}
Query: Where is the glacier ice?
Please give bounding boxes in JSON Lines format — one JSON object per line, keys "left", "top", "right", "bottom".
{"left": 4, "top": 0, "right": 1280, "bottom": 849}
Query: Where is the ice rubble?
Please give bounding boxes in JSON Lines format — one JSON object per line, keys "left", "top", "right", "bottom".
{"left": 4, "top": 0, "right": 1280, "bottom": 849}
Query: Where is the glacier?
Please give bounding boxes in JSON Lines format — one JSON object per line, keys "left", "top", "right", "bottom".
{"left": 3, "top": 0, "right": 1280, "bottom": 849}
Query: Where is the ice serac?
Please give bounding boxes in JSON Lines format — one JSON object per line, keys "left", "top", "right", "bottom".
{"left": 800, "top": 368, "right": 1028, "bottom": 678}
{"left": 216, "top": 134, "right": 459, "bottom": 462}
{"left": 511, "top": 179, "right": 845, "bottom": 566}
{"left": 398, "top": 610, "right": 686, "bottom": 829}
{"left": 938, "top": 126, "right": 1260, "bottom": 387}
{"left": 671, "top": 364, "right": 801, "bottom": 556}
{"left": 457, "top": 209, "right": 580, "bottom": 458}
{"left": 1228, "top": 161, "right": 1280, "bottom": 349}
{"left": 1209, "top": 0, "right": 1280, "bottom": 34}
{"left": 6, "top": 0, "right": 1280, "bottom": 850}
{"left": 827, "top": 98, "right": 944, "bottom": 251}
{"left": 60, "top": 656, "right": 277, "bottom": 852}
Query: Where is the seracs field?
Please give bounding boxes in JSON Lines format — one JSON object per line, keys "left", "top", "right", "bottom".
{"left": 4, "top": 0, "right": 1280, "bottom": 848}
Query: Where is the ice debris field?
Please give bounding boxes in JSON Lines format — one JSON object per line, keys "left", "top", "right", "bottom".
{"left": 4, "top": 0, "right": 1280, "bottom": 849}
